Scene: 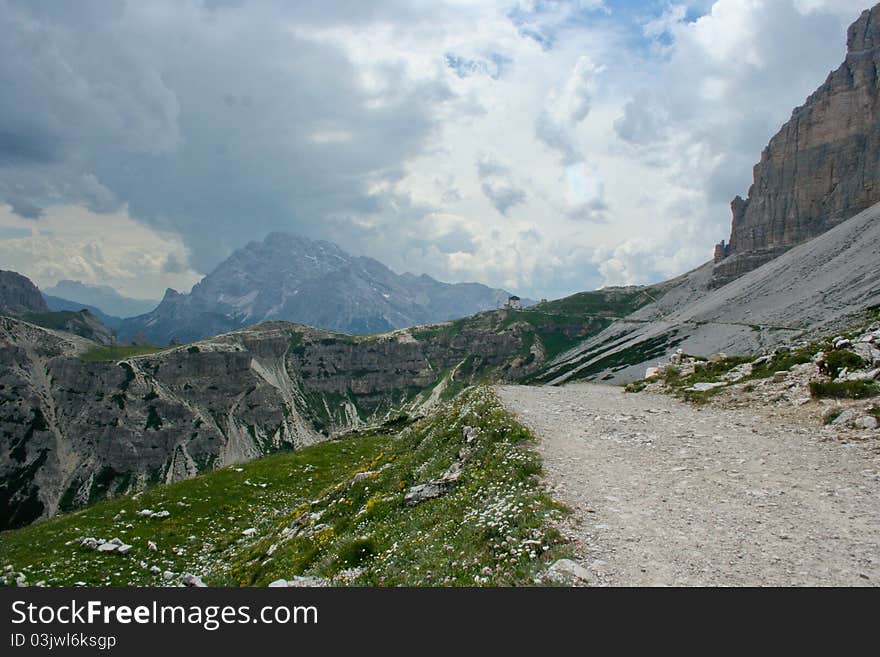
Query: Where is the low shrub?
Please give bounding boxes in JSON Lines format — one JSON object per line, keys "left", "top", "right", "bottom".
{"left": 820, "top": 350, "right": 866, "bottom": 379}
{"left": 624, "top": 380, "right": 647, "bottom": 393}
{"left": 335, "top": 536, "right": 377, "bottom": 568}
{"left": 809, "top": 380, "right": 879, "bottom": 399}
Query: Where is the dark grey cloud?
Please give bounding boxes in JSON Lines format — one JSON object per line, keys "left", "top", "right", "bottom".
{"left": 568, "top": 197, "right": 607, "bottom": 224}
{"left": 480, "top": 181, "right": 527, "bottom": 216}
{"left": 535, "top": 110, "right": 581, "bottom": 165}
{"left": 162, "top": 252, "right": 188, "bottom": 275}
{"left": 476, "top": 156, "right": 526, "bottom": 216}
{"left": 613, "top": 93, "right": 669, "bottom": 145}
{"left": 0, "top": 0, "right": 453, "bottom": 273}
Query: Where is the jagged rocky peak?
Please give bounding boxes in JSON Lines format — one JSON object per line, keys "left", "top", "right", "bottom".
{"left": 119, "top": 232, "right": 520, "bottom": 344}
{"left": 0, "top": 270, "right": 48, "bottom": 313}
{"left": 713, "top": 3, "right": 880, "bottom": 286}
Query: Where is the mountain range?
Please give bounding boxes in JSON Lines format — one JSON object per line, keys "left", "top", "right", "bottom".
{"left": 118, "top": 233, "right": 526, "bottom": 344}
{"left": 43, "top": 280, "right": 159, "bottom": 319}
{"left": 2, "top": 5, "right": 880, "bottom": 530}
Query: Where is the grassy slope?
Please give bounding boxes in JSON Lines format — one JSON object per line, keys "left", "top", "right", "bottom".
{"left": 0, "top": 387, "right": 567, "bottom": 587}
{"left": 79, "top": 344, "right": 168, "bottom": 361}
{"left": 412, "top": 286, "right": 662, "bottom": 365}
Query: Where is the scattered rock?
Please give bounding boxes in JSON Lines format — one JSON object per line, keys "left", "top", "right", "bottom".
{"left": 821, "top": 406, "right": 843, "bottom": 424}
{"left": 541, "top": 559, "right": 591, "bottom": 586}
{"left": 268, "top": 576, "right": 329, "bottom": 588}
{"left": 853, "top": 342, "right": 880, "bottom": 366}
{"left": 462, "top": 426, "right": 481, "bottom": 443}
{"left": 182, "top": 573, "right": 207, "bottom": 587}
{"left": 832, "top": 409, "right": 862, "bottom": 427}
{"left": 688, "top": 382, "right": 727, "bottom": 392}
{"left": 855, "top": 415, "right": 879, "bottom": 430}
{"left": 441, "top": 461, "right": 463, "bottom": 483}
{"left": 723, "top": 363, "right": 753, "bottom": 382}
{"left": 404, "top": 481, "right": 449, "bottom": 506}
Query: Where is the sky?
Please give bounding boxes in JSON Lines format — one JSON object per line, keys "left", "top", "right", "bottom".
{"left": 0, "top": 0, "right": 871, "bottom": 300}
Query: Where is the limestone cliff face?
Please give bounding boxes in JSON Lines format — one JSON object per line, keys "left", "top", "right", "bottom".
{"left": 0, "top": 270, "right": 48, "bottom": 314}
{"left": 714, "top": 4, "right": 880, "bottom": 284}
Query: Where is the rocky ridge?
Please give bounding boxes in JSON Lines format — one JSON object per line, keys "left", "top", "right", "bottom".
{"left": 0, "top": 303, "right": 560, "bottom": 529}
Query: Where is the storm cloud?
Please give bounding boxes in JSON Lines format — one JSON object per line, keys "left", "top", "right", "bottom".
{"left": 0, "top": 0, "right": 872, "bottom": 300}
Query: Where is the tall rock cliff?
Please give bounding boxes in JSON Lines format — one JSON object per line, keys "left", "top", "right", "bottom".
{"left": 713, "top": 4, "right": 880, "bottom": 285}
{"left": 0, "top": 270, "right": 48, "bottom": 314}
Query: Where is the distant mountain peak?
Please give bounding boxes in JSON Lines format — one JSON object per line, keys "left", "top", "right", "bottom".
{"left": 43, "top": 280, "right": 159, "bottom": 318}
{"left": 119, "top": 233, "right": 522, "bottom": 344}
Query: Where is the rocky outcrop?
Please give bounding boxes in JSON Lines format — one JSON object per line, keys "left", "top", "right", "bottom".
{"left": 713, "top": 4, "right": 880, "bottom": 285}
{"left": 0, "top": 271, "right": 115, "bottom": 345}
{"left": 119, "top": 232, "right": 525, "bottom": 344}
{"left": 0, "top": 270, "right": 48, "bottom": 314}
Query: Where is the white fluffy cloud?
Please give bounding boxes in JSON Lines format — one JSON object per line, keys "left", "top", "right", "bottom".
{"left": 0, "top": 203, "right": 200, "bottom": 299}
{"left": 0, "top": 0, "right": 871, "bottom": 299}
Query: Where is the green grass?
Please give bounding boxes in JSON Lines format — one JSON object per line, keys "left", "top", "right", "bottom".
{"left": 21, "top": 311, "right": 83, "bottom": 331}
{"left": 0, "top": 387, "right": 567, "bottom": 587}
{"left": 536, "top": 288, "right": 660, "bottom": 317}
{"left": 809, "top": 380, "right": 880, "bottom": 399}
{"left": 408, "top": 287, "right": 663, "bottom": 381}
{"left": 79, "top": 344, "right": 167, "bottom": 361}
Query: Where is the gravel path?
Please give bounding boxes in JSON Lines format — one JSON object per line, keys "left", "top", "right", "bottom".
{"left": 497, "top": 384, "right": 880, "bottom": 586}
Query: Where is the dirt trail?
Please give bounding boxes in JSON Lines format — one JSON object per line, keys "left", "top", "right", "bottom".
{"left": 496, "top": 384, "right": 880, "bottom": 586}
